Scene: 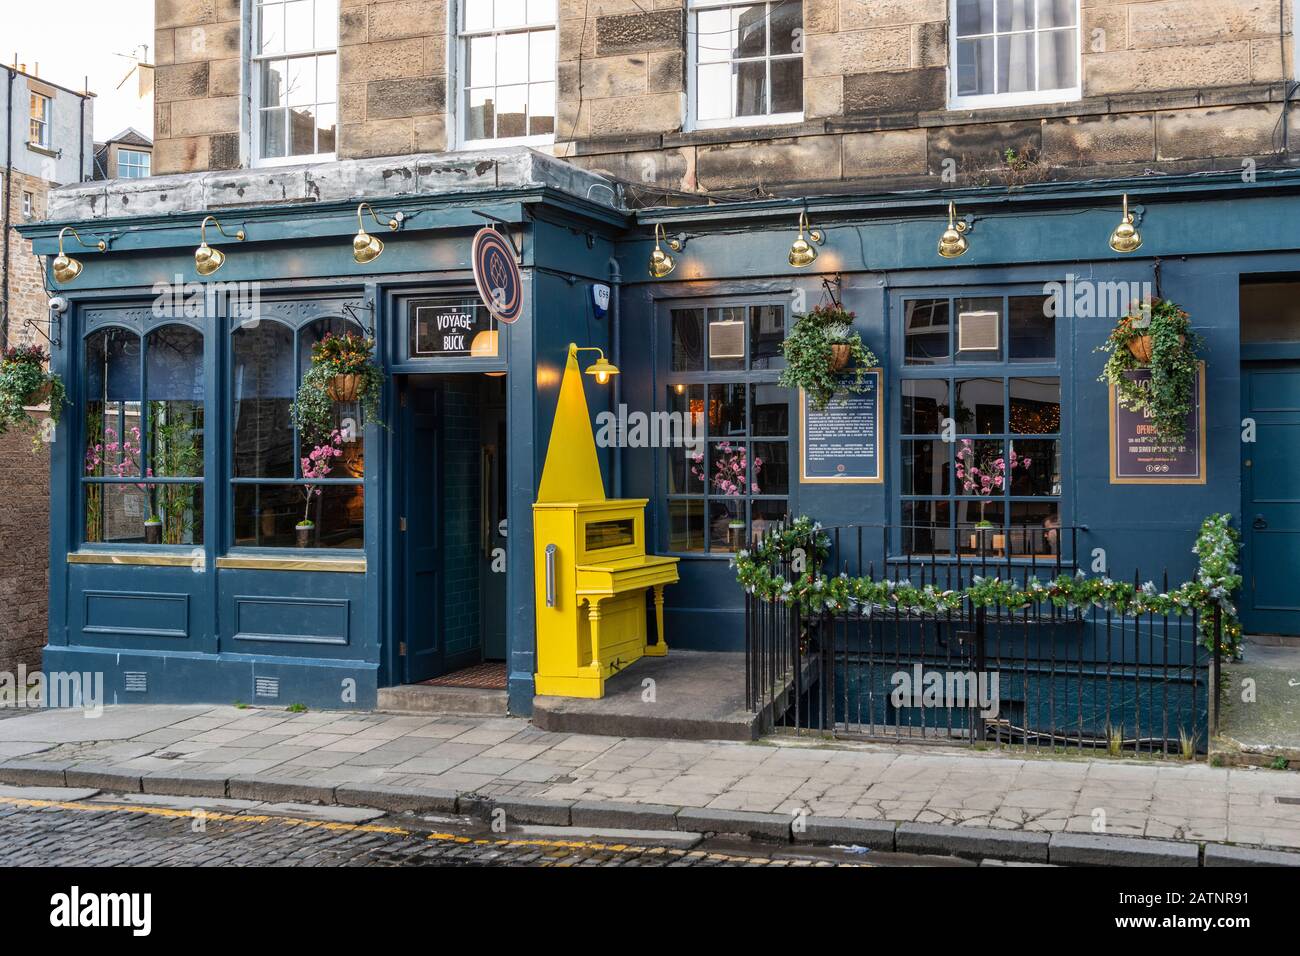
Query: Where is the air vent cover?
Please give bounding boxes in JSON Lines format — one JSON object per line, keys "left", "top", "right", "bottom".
{"left": 958, "top": 310, "right": 1000, "bottom": 352}
{"left": 123, "top": 672, "right": 147, "bottom": 693}
{"left": 254, "top": 677, "right": 280, "bottom": 699}
{"left": 708, "top": 320, "right": 745, "bottom": 359}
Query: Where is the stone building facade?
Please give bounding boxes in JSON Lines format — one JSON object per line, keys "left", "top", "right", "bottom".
{"left": 154, "top": 0, "right": 1297, "bottom": 193}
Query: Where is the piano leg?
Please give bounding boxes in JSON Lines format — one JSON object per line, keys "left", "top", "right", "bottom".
{"left": 586, "top": 598, "right": 605, "bottom": 672}
{"left": 645, "top": 584, "right": 669, "bottom": 657}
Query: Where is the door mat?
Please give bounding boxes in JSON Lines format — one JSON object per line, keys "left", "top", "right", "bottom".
{"left": 420, "top": 662, "right": 508, "bottom": 690}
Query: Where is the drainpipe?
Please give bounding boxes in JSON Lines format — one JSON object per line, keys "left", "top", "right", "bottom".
{"left": 78, "top": 84, "right": 86, "bottom": 181}
{"left": 2, "top": 66, "right": 15, "bottom": 350}
{"left": 608, "top": 256, "right": 623, "bottom": 497}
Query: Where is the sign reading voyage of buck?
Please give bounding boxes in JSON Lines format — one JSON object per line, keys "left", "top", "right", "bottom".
{"left": 1109, "top": 362, "right": 1207, "bottom": 484}
{"left": 799, "top": 369, "right": 883, "bottom": 484}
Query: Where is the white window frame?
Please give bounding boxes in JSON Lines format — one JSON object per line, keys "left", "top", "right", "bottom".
{"left": 249, "top": 0, "right": 338, "bottom": 167}
{"left": 29, "top": 92, "right": 50, "bottom": 148}
{"left": 451, "top": 0, "right": 558, "bottom": 151}
{"left": 117, "top": 148, "right": 151, "bottom": 179}
{"left": 687, "top": 0, "right": 805, "bottom": 132}
{"left": 21, "top": 191, "right": 33, "bottom": 218}
{"left": 947, "top": 0, "right": 1082, "bottom": 110}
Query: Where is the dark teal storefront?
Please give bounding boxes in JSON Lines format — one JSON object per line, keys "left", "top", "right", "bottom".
{"left": 23, "top": 152, "right": 1300, "bottom": 716}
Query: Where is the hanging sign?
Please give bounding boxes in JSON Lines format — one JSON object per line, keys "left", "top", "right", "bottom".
{"left": 472, "top": 227, "right": 522, "bottom": 325}
{"left": 1109, "top": 362, "right": 1206, "bottom": 484}
{"left": 799, "top": 370, "right": 883, "bottom": 484}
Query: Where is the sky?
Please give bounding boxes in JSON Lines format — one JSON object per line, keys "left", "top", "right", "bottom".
{"left": 5, "top": 0, "right": 155, "bottom": 140}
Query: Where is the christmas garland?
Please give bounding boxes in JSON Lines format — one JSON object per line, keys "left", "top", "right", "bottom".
{"left": 733, "top": 514, "right": 1242, "bottom": 652}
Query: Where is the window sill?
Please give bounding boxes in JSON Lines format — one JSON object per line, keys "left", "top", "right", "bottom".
{"left": 664, "top": 118, "right": 823, "bottom": 149}
{"left": 215, "top": 555, "right": 366, "bottom": 573}
{"left": 27, "top": 142, "right": 57, "bottom": 157}
{"left": 67, "top": 550, "right": 199, "bottom": 568}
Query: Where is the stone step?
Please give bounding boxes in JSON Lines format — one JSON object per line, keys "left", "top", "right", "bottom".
{"left": 377, "top": 684, "right": 508, "bottom": 717}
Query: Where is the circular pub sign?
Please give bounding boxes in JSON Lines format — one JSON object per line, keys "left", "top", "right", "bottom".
{"left": 471, "top": 226, "right": 522, "bottom": 325}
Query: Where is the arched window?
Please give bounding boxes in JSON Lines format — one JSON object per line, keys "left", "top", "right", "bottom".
{"left": 83, "top": 324, "right": 204, "bottom": 546}
{"left": 231, "top": 315, "right": 365, "bottom": 549}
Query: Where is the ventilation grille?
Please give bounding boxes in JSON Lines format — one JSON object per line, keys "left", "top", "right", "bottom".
{"left": 958, "top": 310, "right": 1000, "bottom": 352}
{"left": 708, "top": 320, "right": 745, "bottom": 359}
{"left": 254, "top": 677, "right": 280, "bottom": 699}
{"left": 123, "top": 672, "right": 147, "bottom": 693}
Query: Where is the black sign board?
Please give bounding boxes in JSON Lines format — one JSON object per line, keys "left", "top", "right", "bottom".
{"left": 409, "top": 298, "right": 496, "bottom": 359}
{"left": 1109, "top": 362, "right": 1206, "bottom": 484}
{"left": 800, "top": 370, "right": 883, "bottom": 484}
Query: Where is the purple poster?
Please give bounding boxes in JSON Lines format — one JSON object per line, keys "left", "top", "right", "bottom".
{"left": 1109, "top": 363, "right": 1206, "bottom": 484}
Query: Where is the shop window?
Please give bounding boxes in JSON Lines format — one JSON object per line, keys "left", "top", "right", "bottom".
{"left": 665, "top": 302, "right": 789, "bottom": 554}
{"left": 231, "top": 315, "right": 364, "bottom": 549}
{"left": 455, "top": 0, "right": 556, "bottom": 148}
{"left": 951, "top": 0, "right": 1080, "bottom": 109}
{"left": 898, "top": 292, "right": 1063, "bottom": 560}
{"left": 83, "top": 325, "right": 204, "bottom": 546}
{"left": 689, "top": 0, "right": 804, "bottom": 129}
{"left": 251, "top": 0, "right": 338, "bottom": 164}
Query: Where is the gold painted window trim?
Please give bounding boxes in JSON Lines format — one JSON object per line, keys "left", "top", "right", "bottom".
{"left": 66, "top": 552, "right": 366, "bottom": 573}
{"left": 67, "top": 551, "right": 198, "bottom": 568}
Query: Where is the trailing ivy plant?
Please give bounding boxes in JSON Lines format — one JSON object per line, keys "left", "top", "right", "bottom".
{"left": 733, "top": 513, "right": 1242, "bottom": 654}
{"left": 290, "top": 331, "right": 384, "bottom": 445}
{"left": 778, "top": 305, "right": 878, "bottom": 411}
{"left": 0, "top": 344, "right": 65, "bottom": 451}
{"left": 1097, "top": 299, "right": 1202, "bottom": 443}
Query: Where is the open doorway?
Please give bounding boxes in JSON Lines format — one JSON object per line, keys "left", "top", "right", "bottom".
{"left": 397, "top": 373, "right": 509, "bottom": 686}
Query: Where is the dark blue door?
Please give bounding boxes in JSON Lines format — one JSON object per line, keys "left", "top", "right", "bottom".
{"left": 402, "top": 379, "right": 444, "bottom": 682}
{"left": 1241, "top": 362, "right": 1300, "bottom": 635}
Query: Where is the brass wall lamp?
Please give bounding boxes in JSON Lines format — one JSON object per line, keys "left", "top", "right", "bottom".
{"left": 194, "top": 215, "right": 245, "bottom": 276}
{"left": 1109, "top": 194, "right": 1143, "bottom": 253}
{"left": 52, "top": 226, "right": 107, "bottom": 283}
{"left": 571, "top": 343, "right": 619, "bottom": 385}
{"left": 937, "top": 201, "right": 970, "bottom": 259}
{"left": 353, "top": 202, "right": 403, "bottom": 264}
{"left": 788, "top": 211, "right": 825, "bottom": 267}
{"left": 648, "top": 223, "right": 681, "bottom": 278}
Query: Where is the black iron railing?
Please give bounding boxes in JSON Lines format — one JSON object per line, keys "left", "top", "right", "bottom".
{"left": 744, "top": 523, "right": 1220, "bottom": 756}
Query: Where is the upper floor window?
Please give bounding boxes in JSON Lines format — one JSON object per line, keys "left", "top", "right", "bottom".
{"left": 689, "top": 0, "right": 803, "bottom": 130}
{"left": 29, "top": 92, "right": 50, "bottom": 148}
{"left": 950, "top": 0, "right": 1080, "bottom": 109}
{"left": 456, "top": 0, "right": 557, "bottom": 148}
{"left": 21, "top": 191, "right": 33, "bottom": 218}
{"left": 117, "top": 149, "right": 151, "bottom": 179}
{"left": 252, "top": 0, "right": 338, "bottom": 165}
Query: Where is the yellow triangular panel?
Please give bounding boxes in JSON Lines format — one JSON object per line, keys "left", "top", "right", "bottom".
{"left": 537, "top": 347, "right": 606, "bottom": 503}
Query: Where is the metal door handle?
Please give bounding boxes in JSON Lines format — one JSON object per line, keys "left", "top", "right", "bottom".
{"left": 1254, "top": 514, "right": 1268, "bottom": 530}
{"left": 545, "top": 544, "right": 557, "bottom": 608}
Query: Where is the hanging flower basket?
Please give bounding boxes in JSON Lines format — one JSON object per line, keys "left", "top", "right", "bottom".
{"left": 1098, "top": 299, "right": 1202, "bottom": 443}
{"left": 778, "top": 305, "right": 879, "bottom": 411}
{"left": 23, "top": 380, "right": 53, "bottom": 406}
{"left": 829, "top": 343, "right": 851, "bottom": 372}
{"left": 1126, "top": 333, "right": 1185, "bottom": 365}
{"left": 327, "top": 373, "right": 360, "bottom": 403}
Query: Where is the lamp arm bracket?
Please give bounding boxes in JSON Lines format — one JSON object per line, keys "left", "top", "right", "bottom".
{"left": 472, "top": 209, "right": 522, "bottom": 258}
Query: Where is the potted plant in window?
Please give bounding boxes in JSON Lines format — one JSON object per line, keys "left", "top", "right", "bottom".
{"left": 298, "top": 430, "right": 345, "bottom": 548}
{"left": 292, "top": 331, "right": 383, "bottom": 444}
{"left": 778, "top": 305, "right": 878, "bottom": 411}
{"left": 956, "top": 440, "right": 1031, "bottom": 555}
{"left": 0, "top": 344, "right": 65, "bottom": 450}
{"left": 1098, "top": 299, "right": 1201, "bottom": 443}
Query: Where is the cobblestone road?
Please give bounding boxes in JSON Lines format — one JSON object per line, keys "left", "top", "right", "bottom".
{"left": 0, "top": 793, "right": 911, "bottom": 867}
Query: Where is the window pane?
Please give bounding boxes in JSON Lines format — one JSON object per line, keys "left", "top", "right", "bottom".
{"left": 771, "top": 58, "right": 803, "bottom": 114}
{"left": 696, "top": 9, "right": 733, "bottom": 65}
{"left": 495, "top": 84, "right": 527, "bottom": 138}
{"left": 1010, "top": 438, "right": 1061, "bottom": 496}
{"left": 956, "top": 297, "right": 1002, "bottom": 362}
{"left": 286, "top": 57, "right": 315, "bottom": 106}
{"left": 1010, "top": 501, "right": 1061, "bottom": 557}
{"left": 709, "top": 498, "right": 744, "bottom": 552}
{"left": 750, "top": 382, "right": 788, "bottom": 436}
{"left": 706, "top": 440, "right": 748, "bottom": 496}
{"left": 751, "top": 499, "right": 788, "bottom": 544}
{"left": 317, "top": 53, "right": 337, "bottom": 102}
{"left": 1037, "top": 0, "right": 1076, "bottom": 29}
{"left": 668, "top": 499, "right": 705, "bottom": 553}
{"left": 464, "top": 0, "right": 492, "bottom": 30}
{"left": 904, "top": 299, "right": 950, "bottom": 365}
{"left": 958, "top": 500, "right": 1005, "bottom": 556}
{"left": 316, "top": 104, "right": 337, "bottom": 153}
{"left": 902, "top": 500, "right": 951, "bottom": 556}
{"left": 734, "top": 5, "right": 767, "bottom": 58}
{"left": 902, "top": 439, "right": 950, "bottom": 496}
{"left": 497, "top": 32, "right": 529, "bottom": 86}
{"left": 467, "top": 35, "right": 495, "bottom": 87}
{"left": 299, "top": 318, "right": 367, "bottom": 472}
{"left": 233, "top": 321, "right": 295, "bottom": 478}
{"left": 261, "top": 109, "right": 287, "bottom": 159}
{"left": 954, "top": 378, "right": 1004, "bottom": 433}
{"left": 957, "top": 37, "right": 994, "bottom": 96}
{"left": 667, "top": 385, "right": 704, "bottom": 494}
{"left": 998, "top": 31, "right": 1035, "bottom": 94}
{"left": 671, "top": 309, "right": 705, "bottom": 371}
{"left": 234, "top": 483, "right": 364, "bottom": 549}
{"left": 1038, "top": 27, "right": 1077, "bottom": 90}
{"left": 314, "top": 0, "right": 339, "bottom": 48}
{"left": 749, "top": 305, "right": 784, "bottom": 369}
{"left": 284, "top": 0, "right": 313, "bottom": 52}
{"left": 956, "top": 0, "right": 994, "bottom": 36}
{"left": 697, "top": 62, "right": 732, "bottom": 120}
{"left": 529, "top": 82, "right": 555, "bottom": 136}
{"left": 291, "top": 106, "right": 317, "bottom": 154}
{"left": 1010, "top": 377, "right": 1061, "bottom": 434}
{"left": 708, "top": 307, "right": 746, "bottom": 372}
{"left": 956, "top": 439, "right": 1006, "bottom": 496}
{"left": 997, "top": 0, "right": 1034, "bottom": 32}
{"left": 770, "top": 1, "right": 802, "bottom": 55}
{"left": 735, "top": 60, "right": 766, "bottom": 116}
{"left": 86, "top": 483, "right": 203, "bottom": 546}
{"left": 1009, "top": 295, "right": 1054, "bottom": 361}
{"left": 262, "top": 60, "right": 288, "bottom": 107}
{"left": 496, "top": 0, "right": 526, "bottom": 28}
{"left": 751, "top": 441, "right": 788, "bottom": 496}
{"left": 527, "top": 0, "right": 557, "bottom": 24}
{"left": 708, "top": 383, "right": 746, "bottom": 437}
{"left": 529, "top": 29, "right": 556, "bottom": 82}
{"left": 84, "top": 328, "right": 142, "bottom": 480}
{"left": 466, "top": 88, "right": 494, "bottom": 140}
{"left": 902, "top": 379, "right": 949, "bottom": 434}
{"left": 258, "top": 2, "right": 285, "bottom": 54}
{"left": 146, "top": 325, "right": 204, "bottom": 479}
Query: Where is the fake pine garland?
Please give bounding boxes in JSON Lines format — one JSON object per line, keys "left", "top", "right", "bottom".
{"left": 733, "top": 514, "right": 1242, "bottom": 652}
